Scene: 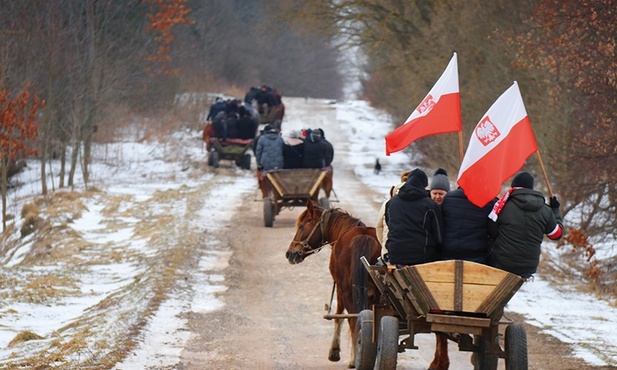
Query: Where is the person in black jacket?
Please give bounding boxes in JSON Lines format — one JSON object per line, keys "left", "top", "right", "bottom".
{"left": 302, "top": 129, "right": 330, "bottom": 168}
{"left": 487, "top": 171, "right": 564, "bottom": 277}
{"left": 441, "top": 187, "right": 497, "bottom": 264}
{"left": 385, "top": 169, "right": 443, "bottom": 266}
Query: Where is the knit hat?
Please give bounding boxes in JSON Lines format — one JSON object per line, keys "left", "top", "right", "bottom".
{"left": 511, "top": 171, "right": 534, "bottom": 189}
{"left": 430, "top": 168, "right": 450, "bottom": 192}
{"left": 264, "top": 124, "right": 274, "bottom": 132}
{"left": 406, "top": 169, "right": 428, "bottom": 189}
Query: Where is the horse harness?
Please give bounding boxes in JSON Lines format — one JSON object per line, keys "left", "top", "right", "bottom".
{"left": 293, "top": 209, "right": 335, "bottom": 255}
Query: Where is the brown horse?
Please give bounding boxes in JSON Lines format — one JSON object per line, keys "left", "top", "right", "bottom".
{"left": 285, "top": 200, "right": 381, "bottom": 368}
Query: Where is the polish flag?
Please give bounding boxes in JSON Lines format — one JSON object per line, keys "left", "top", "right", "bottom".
{"left": 385, "top": 52, "right": 462, "bottom": 155}
{"left": 457, "top": 82, "right": 538, "bottom": 208}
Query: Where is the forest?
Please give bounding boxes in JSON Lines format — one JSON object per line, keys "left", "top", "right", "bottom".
{"left": 0, "top": 0, "right": 615, "bottom": 291}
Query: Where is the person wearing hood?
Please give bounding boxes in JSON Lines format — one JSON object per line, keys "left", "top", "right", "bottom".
{"left": 487, "top": 171, "right": 564, "bottom": 277}
{"left": 385, "top": 169, "right": 443, "bottom": 266}
{"left": 256, "top": 124, "right": 284, "bottom": 171}
{"left": 376, "top": 170, "right": 410, "bottom": 255}
{"left": 429, "top": 168, "right": 450, "bottom": 205}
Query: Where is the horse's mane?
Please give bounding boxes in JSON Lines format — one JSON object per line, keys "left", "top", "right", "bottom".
{"left": 327, "top": 207, "right": 366, "bottom": 229}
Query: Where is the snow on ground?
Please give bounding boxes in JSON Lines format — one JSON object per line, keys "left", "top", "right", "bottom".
{"left": 0, "top": 97, "right": 615, "bottom": 368}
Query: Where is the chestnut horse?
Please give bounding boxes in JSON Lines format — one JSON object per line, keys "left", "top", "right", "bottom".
{"left": 285, "top": 200, "right": 381, "bottom": 368}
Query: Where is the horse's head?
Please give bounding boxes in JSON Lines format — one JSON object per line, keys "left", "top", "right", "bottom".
{"left": 285, "top": 200, "right": 329, "bottom": 264}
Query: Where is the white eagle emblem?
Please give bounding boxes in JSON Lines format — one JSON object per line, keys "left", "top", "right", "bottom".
{"left": 475, "top": 116, "right": 501, "bottom": 146}
{"left": 417, "top": 94, "right": 436, "bottom": 114}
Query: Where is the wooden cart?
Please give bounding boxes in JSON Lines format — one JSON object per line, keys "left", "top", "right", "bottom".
{"left": 207, "top": 137, "right": 253, "bottom": 170}
{"left": 356, "top": 258, "right": 527, "bottom": 370}
{"left": 261, "top": 168, "right": 331, "bottom": 227}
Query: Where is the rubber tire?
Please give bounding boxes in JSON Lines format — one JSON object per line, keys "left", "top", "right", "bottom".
{"left": 473, "top": 335, "right": 498, "bottom": 370}
{"left": 354, "top": 310, "right": 377, "bottom": 370}
{"left": 210, "top": 151, "right": 219, "bottom": 169}
{"left": 240, "top": 154, "right": 251, "bottom": 170}
{"left": 319, "top": 197, "right": 330, "bottom": 209}
{"left": 505, "top": 324, "right": 528, "bottom": 370}
{"left": 374, "top": 316, "right": 398, "bottom": 370}
{"left": 263, "top": 198, "right": 274, "bottom": 227}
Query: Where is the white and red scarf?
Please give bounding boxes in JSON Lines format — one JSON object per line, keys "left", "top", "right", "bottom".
{"left": 488, "top": 187, "right": 522, "bottom": 221}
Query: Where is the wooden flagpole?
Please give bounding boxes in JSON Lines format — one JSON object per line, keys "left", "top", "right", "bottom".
{"left": 458, "top": 131, "right": 464, "bottom": 163}
{"left": 535, "top": 150, "right": 553, "bottom": 197}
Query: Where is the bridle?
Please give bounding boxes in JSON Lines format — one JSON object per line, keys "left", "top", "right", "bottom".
{"left": 291, "top": 209, "right": 334, "bottom": 255}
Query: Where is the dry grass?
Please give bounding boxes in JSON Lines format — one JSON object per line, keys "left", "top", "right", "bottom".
{"left": 8, "top": 331, "right": 44, "bottom": 348}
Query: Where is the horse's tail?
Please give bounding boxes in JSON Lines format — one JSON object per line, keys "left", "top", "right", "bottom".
{"left": 351, "top": 234, "right": 381, "bottom": 313}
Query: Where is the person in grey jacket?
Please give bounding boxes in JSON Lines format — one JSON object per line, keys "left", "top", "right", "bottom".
{"left": 256, "top": 124, "right": 284, "bottom": 171}
{"left": 488, "top": 171, "right": 564, "bottom": 277}
{"left": 385, "top": 169, "right": 443, "bottom": 266}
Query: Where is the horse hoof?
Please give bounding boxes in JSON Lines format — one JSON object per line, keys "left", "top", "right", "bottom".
{"left": 328, "top": 351, "right": 340, "bottom": 362}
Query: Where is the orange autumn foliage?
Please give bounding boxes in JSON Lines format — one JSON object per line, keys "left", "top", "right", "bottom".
{"left": 0, "top": 87, "right": 44, "bottom": 163}
{"left": 145, "top": 0, "right": 194, "bottom": 76}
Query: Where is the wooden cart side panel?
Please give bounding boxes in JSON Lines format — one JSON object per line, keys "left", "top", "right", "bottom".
{"left": 393, "top": 267, "right": 437, "bottom": 314}
{"left": 392, "top": 260, "right": 524, "bottom": 316}
{"left": 475, "top": 273, "right": 524, "bottom": 316}
{"left": 267, "top": 169, "right": 324, "bottom": 197}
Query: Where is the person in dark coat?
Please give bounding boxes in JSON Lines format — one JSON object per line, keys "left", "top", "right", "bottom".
{"left": 441, "top": 187, "right": 497, "bottom": 264}
{"left": 255, "top": 124, "right": 284, "bottom": 171}
{"left": 302, "top": 129, "right": 330, "bottom": 168}
{"left": 488, "top": 171, "right": 564, "bottom": 277}
{"left": 207, "top": 97, "right": 227, "bottom": 121}
{"left": 283, "top": 131, "right": 304, "bottom": 169}
{"left": 385, "top": 169, "right": 443, "bottom": 266}
{"left": 316, "top": 128, "right": 334, "bottom": 167}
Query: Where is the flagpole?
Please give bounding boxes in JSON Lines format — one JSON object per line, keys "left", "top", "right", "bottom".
{"left": 535, "top": 150, "right": 553, "bottom": 197}
{"left": 458, "top": 131, "right": 464, "bottom": 163}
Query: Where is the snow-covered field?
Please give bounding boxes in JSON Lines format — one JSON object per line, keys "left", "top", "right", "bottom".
{"left": 0, "top": 97, "right": 615, "bottom": 368}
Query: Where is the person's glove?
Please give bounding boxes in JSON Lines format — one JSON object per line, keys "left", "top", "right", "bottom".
{"left": 257, "top": 165, "right": 264, "bottom": 171}
{"left": 549, "top": 196, "right": 560, "bottom": 209}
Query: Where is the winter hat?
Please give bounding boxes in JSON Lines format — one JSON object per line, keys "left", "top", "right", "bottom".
{"left": 406, "top": 169, "right": 428, "bottom": 189}
{"left": 264, "top": 124, "right": 274, "bottom": 132}
{"left": 430, "top": 168, "right": 451, "bottom": 192}
{"left": 511, "top": 171, "right": 534, "bottom": 189}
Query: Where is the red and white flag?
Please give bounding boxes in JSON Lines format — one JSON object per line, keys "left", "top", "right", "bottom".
{"left": 457, "top": 82, "right": 538, "bottom": 208}
{"left": 385, "top": 52, "right": 462, "bottom": 155}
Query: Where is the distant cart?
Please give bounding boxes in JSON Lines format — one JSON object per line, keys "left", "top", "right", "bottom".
{"left": 261, "top": 168, "right": 331, "bottom": 227}
{"left": 207, "top": 137, "right": 253, "bottom": 170}
{"left": 354, "top": 258, "right": 527, "bottom": 370}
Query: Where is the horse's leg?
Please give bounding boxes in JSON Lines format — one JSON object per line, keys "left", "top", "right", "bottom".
{"left": 328, "top": 288, "right": 345, "bottom": 362}
{"left": 347, "top": 316, "right": 357, "bottom": 368}
{"left": 328, "top": 319, "right": 342, "bottom": 362}
{"left": 428, "top": 333, "right": 450, "bottom": 370}
{"left": 322, "top": 172, "right": 333, "bottom": 199}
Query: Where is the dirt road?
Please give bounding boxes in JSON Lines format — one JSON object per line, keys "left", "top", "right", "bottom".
{"left": 177, "top": 98, "right": 597, "bottom": 369}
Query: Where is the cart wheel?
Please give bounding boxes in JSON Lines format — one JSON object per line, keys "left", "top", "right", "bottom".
{"left": 263, "top": 198, "right": 274, "bottom": 227}
{"left": 505, "top": 324, "right": 527, "bottom": 370}
{"left": 240, "top": 153, "right": 251, "bottom": 170}
{"left": 207, "top": 151, "right": 213, "bottom": 166}
{"left": 319, "top": 197, "right": 330, "bottom": 209}
{"left": 210, "top": 151, "right": 220, "bottom": 168}
{"left": 354, "top": 310, "right": 377, "bottom": 370}
{"left": 472, "top": 335, "right": 498, "bottom": 370}
{"left": 374, "top": 316, "right": 398, "bottom": 370}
